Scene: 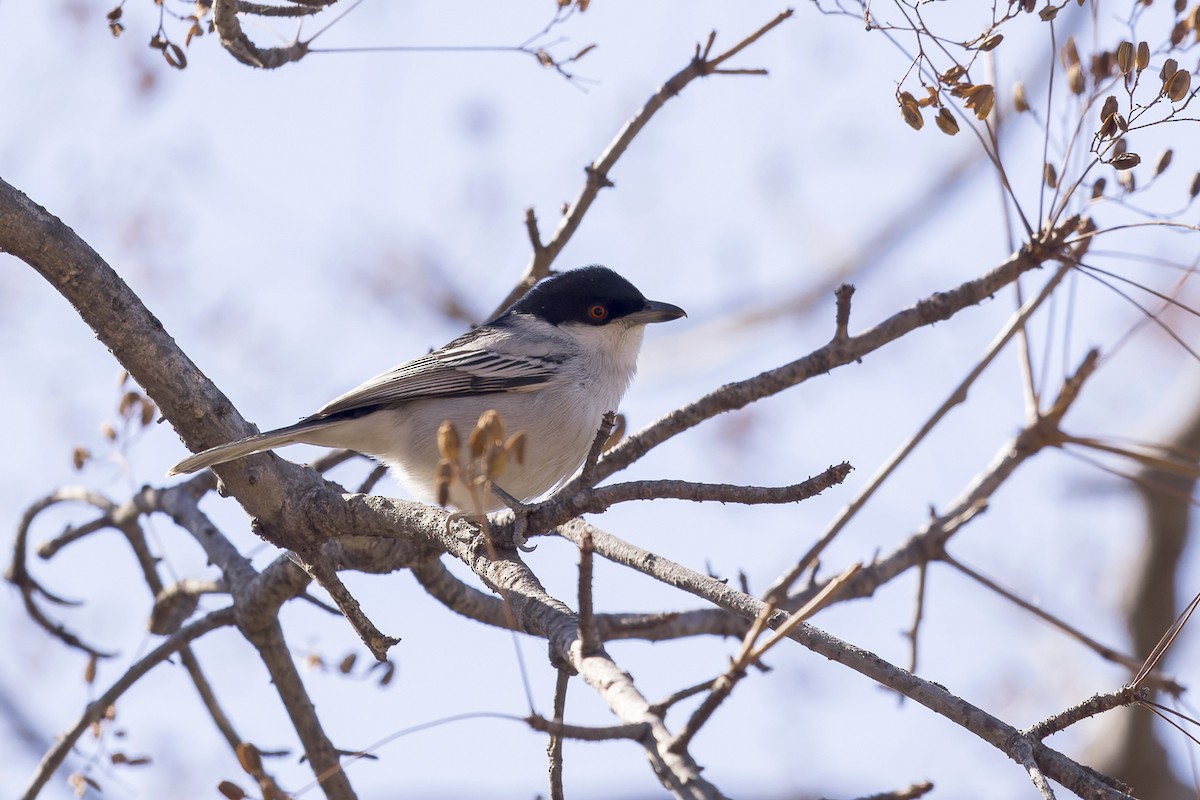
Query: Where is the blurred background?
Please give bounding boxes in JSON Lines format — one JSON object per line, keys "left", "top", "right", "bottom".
{"left": 2, "top": 2, "right": 1198, "bottom": 798}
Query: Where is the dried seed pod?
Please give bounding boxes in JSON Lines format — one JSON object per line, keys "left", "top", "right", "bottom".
{"left": 84, "top": 655, "right": 97, "bottom": 685}
{"left": 1136, "top": 41, "right": 1150, "bottom": 71}
{"left": 1116, "top": 41, "right": 1134, "bottom": 74}
{"left": 1171, "top": 20, "right": 1187, "bottom": 45}
{"left": 1091, "top": 177, "right": 1107, "bottom": 199}
{"left": 1161, "top": 58, "right": 1179, "bottom": 83}
{"left": 1112, "top": 152, "right": 1141, "bottom": 170}
{"left": 504, "top": 431, "right": 527, "bottom": 464}
{"left": 1040, "top": 5, "right": 1058, "bottom": 20}
{"left": 1061, "top": 36, "right": 1081, "bottom": 68}
{"left": 72, "top": 446, "right": 90, "bottom": 470}
{"left": 1115, "top": 113, "right": 1129, "bottom": 132}
{"left": 1155, "top": 149, "right": 1173, "bottom": 175}
{"left": 1023, "top": 0, "right": 1036, "bottom": 11}
{"left": 1118, "top": 168, "right": 1136, "bottom": 192}
{"left": 1167, "top": 68, "right": 1191, "bottom": 101}
{"left": 100, "top": 421, "right": 116, "bottom": 441}
{"left": 1191, "top": 172, "right": 1200, "bottom": 199}
{"left": 218, "top": 781, "right": 247, "bottom": 800}
{"left": 1092, "top": 51, "right": 1114, "bottom": 82}
{"left": 1177, "top": 0, "right": 1187, "bottom": 13}
{"left": 980, "top": 34, "right": 1003, "bottom": 51}
{"left": 236, "top": 742, "right": 263, "bottom": 775}
{"left": 1044, "top": 162, "right": 1059, "bottom": 188}
{"left": 339, "top": 653, "right": 357, "bottom": 674}
{"left": 941, "top": 65, "right": 965, "bottom": 83}
{"left": 900, "top": 102, "right": 924, "bottom": 130}
{"left": 1114, "top": 137, "right": 1128, "bottom": 157}
{"left": 468, "top": 410, "right": 504, "bottom": 457}
{"left": 964, "top": 83, "right": 995, "bottom": 119}
{"left": 437, "top": 420, "right": 460, "bottom": 461}
{"left": 1013, "top": 81, "right": 1030, "bottom": 112}
{"left": 1101, "top": 94, "right": 1119, "bottom": 120}
{"left": 935, "top": 107, "right": 960, "bottom": 135}
{"left": 1068, "top": 63, "right": 1085, "bottom": 95}
{"left": 435, "top": 459, "right": 454, "bottom": 506}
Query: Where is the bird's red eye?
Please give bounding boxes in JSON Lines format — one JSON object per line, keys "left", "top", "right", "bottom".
{"left": 588, "top": 304, "right": 608, "bottom": 320}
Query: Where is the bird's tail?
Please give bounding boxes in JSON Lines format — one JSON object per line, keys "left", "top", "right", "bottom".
{"left": 167, "top": 418, "right": 342, "bottom": 476}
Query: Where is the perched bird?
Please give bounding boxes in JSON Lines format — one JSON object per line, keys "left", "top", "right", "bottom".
{"left": 168, "top": 266, "right": 686, "bottom": 511}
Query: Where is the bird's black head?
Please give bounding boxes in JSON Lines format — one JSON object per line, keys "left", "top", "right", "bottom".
{"left": 505, "top": 266, "right": 686, "bottom": 327}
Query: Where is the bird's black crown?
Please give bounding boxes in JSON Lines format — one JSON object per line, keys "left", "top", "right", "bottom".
{"left": 505, "top": 266, "right": 649, "bottom": 326}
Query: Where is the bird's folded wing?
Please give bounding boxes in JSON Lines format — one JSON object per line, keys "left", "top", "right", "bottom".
{"left": 315, "top": 343, "right": 566, "bottom": 418}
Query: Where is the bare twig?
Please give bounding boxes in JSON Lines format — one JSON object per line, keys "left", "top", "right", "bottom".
{"left": 21, "top": 608, "right": 235, "bottom": 800}
{"left": 577, "top": 529, "right": 599, "bottom": 655}
{"left": 490, "top": 10, "right": 795, "bottom": 318}
{"left": 548, "top": 669, "right": 569, "bottom": 800}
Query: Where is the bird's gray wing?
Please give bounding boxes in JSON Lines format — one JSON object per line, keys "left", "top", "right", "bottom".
{"left": 315, "top": 330, "right": 567, "bottom": 418}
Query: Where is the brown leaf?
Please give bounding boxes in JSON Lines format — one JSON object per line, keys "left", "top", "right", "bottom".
{"left": 338, "top": 653, "right": 357, "bottom": 674}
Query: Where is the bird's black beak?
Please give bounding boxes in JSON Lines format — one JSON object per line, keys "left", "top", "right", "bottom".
{"left": 628, "top": 299, "right": 687, "bottom": 325}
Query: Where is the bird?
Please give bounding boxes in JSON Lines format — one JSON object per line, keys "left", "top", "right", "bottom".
{"left": 168, "top": 266, "right": 686, "bottom": 511}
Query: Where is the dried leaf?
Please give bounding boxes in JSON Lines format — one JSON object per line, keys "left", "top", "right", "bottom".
{"left": 1044, "top": 162, "right": 1058, "bottom": 188}
{"left": 106, "top": 6, "right": 122, "bottom": 20}
{"left": 338, "top": 653, "right": 357, "bottom": 674}
{"left": 1040, "top": 4, "right": 1059, "bottom": 20}
{"left": 84, "top": 655, "right": 97, "bottom": 685}
{"left": 72, "top": 446, "right": 90, "bottom": 470}
{"left": 980, "top": 34, "right": 1003, "bottom": 51}
{"left": 1136, "top": 41, "right": 1150, "bottom": 72}
{"left": 1091, "top": 177, "right": 1107, "bottom": 199}
{"left": 100, "top": 422, "right": 116, "bottom": 441}
{"left": 1190, "top": 172, "right": 1200, "bottom": 199}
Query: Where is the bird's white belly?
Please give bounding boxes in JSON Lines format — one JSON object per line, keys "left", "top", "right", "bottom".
{"left": 315, "top": 385, "right": 616, "bottom": 512}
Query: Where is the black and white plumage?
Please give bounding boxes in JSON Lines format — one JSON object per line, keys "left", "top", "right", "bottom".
{"left": 168, "top": 266, "right": 686, "bottom": 511}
